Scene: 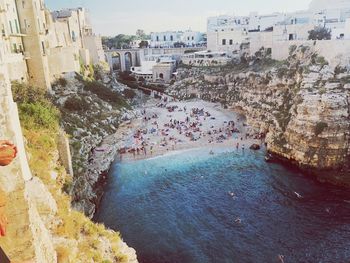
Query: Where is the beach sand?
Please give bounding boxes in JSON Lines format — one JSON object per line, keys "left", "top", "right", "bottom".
{"left": 117, "top": 100, "right": 264, "bottom": 162}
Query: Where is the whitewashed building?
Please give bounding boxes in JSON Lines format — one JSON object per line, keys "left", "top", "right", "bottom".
{"left": 150, "top": 31, "right": 183, "bottom": 48}
{"left": 208, "top": 0, "right": 350, "bottom": 56}
{"left": 181, "top": 30, "right": 205, "bottom": 46}
{"left": 150, "top": 30, "right": 204, "bottom": 48}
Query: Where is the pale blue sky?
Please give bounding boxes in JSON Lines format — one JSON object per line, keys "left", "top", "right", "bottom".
{"left": 45, "top": 0, "right": 311, "bottom": 36}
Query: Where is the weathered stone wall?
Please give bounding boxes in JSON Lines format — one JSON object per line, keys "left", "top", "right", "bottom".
{"left": 271, "top": 39, "right": 350, "bottom": 64}
{"left": 58, "top": 129, "right": 74, "bottom": 176}
{"left": 0, "top": 66, "right": 57, "bottom": 262}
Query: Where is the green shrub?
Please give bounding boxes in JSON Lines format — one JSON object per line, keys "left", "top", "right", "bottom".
{"left": 11, "top": 81, "right": 47, "bottom": 104}
{"left": 64, "top": 97, "right": 90, "bottom": 112}
{"left": 334, "top": 65, "right": 347, "bottom": 75}
{"left": 18, "top": 102, "right": 60, "bottom": 130}
{"left": 54, "top": 77, "right": 68, "bottom": 87}
{"left": 122, "top": 89, "right": 136, "bottom": 99}
{"left": 84, "top": 80, "right": 129, "bottom": 109}
{"left": 118, "top": 71, "right": 136, "bottom": 81}
{"left": 289, "top": 45, "right": 297, "bottom": 55}
{"left": 314, "top": 122, "right": 328, "bottom": 136}
{"left": 315, "top": 56, "right": 328, "bottom": 66}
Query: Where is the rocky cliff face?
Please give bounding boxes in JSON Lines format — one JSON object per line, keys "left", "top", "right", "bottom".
{"left": 1, "top": 70, "right": 138, "bottom": 262}
{"left": 170, "top": 47, "right": 350, "bottom": 186}
{"left": 51, "top": 72, "right": 139, "bottom": 217}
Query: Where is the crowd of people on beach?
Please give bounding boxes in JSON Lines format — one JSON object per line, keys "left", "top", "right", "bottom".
{"left": 118, "top": 100, "right": 265, "bottom": 160}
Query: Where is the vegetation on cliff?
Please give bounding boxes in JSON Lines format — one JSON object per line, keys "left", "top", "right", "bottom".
{"left": 11, "top": 82, "right": 137, "bottom": 262}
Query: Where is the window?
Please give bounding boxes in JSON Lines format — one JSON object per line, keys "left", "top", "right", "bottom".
{"left": 22, "top": 1, "right": 25, "bottom": 8}
{"left": 192, "top": 36, "right": 194, "bottom": 40}
{"left": 13, "top": 43, "right": 17, "bottom": 53}
{"left": 222, "top": 39, "right": 226, "bottom": 45}
{"left": 188, "top": 37, "right": 190, "bottom": 40}
{"left": 9, "top": 21, "right": 13, "bottom": 34}
{"left": 41, "top": 41, "right": 45, "bottom": 55}
{"left": 163, "top": 36, "right": 166, "bottom": 41}
{"left": 229, "top": 39, "right": 233, "bottom": 45}
{"left": 289, "top": 34, "right": 295, "bottom": 40}
{"left": 156, "top": 36, "right": 159, "bottom": 41}
{"left": 15, "top": 19, "right": 19, "bottom": 33}
{"left": 170, "top": 35, "right": 173, "bottom": 41}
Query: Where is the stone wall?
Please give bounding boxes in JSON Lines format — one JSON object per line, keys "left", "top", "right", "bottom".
{"left": 271, "top": 39, "right": 350, "bottom": 64}
{"left": 57, "top": 129, "right": 74, "bottom": 176}
{"left": 0, "top": 66, "right": 57, "bottom": 262}
{"left": 48, "top": 46, "right": 81, "bottom": 80}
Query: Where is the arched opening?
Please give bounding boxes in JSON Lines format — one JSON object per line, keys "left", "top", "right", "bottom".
{"left": 159, "top": 73, "right": 164, "bottom": 79}
{"left": 124, "top": 52, "right": 132, "bottom": 72}
{"left": 111, "top": 52, "right": 121, "bottom": 71}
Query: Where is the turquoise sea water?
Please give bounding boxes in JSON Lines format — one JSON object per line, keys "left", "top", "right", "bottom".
{"left": 94, "top": 147, "right": 350, "bottom": 263}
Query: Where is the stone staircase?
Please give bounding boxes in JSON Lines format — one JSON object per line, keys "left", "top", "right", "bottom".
{"left": 0, "top": 67, "right": 57, "bottom": 262}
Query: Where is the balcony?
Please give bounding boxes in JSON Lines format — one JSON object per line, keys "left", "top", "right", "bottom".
{"left": 9, "top": 32, "right": 26, "bottom": 37}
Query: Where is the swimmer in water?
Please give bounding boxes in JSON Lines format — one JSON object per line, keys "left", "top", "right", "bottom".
{"left": 235, "top": 217, "right": 241, "bottom": 224}
{"left": 294, "top": 192, "right": 303, "bottom": 199}
{"left": 277, "top": 255, "right": 285, "bottom": 263}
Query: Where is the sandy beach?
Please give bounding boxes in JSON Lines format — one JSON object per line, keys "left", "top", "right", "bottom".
{"left": 117, "top": 99, "right": 265, "bottom": 162}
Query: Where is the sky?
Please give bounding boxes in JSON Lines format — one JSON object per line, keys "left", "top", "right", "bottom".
{"left": 45, "top": 0, "right": 311, "bottom": 36}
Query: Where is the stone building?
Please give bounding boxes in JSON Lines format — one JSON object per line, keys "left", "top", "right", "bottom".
{"left": 16, "top": 0, "right": 52, "bottom": 89}
{"left": 0, "top": 0, "right": 28, "bottom": 82}
{"left": 152, "top": 59, "right": 176, "bottom": 83}
{"left": 0, "top": 1, "right": 104, "bottom": 90}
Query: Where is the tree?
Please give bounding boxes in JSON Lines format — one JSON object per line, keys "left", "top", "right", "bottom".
{"left": 136, "top": 29, "right": 146, "bottom": 39}
{"left": 139, "top": 40, "right": 149, "bottom": 48}
{"left": 174, "top": 42, "right": 186, "bottom": 48}
{"left": 102, "top": 34, "right": 137, "bottom": 49}
{"left": 308, "top": 27, "right": 331, "bottom": 40}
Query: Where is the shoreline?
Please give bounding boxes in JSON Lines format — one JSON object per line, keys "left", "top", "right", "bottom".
{"left": 116, "top": 100, "right": 264, "bottom": 163}
{"left": 86, "top": 99, "right": 264, "bottom": 216}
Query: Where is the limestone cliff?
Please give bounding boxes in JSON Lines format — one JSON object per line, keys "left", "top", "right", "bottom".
{"left": 169, "top": 46, "right": 350, "bottom": 186}
{"left": 1, "top": 71, "right": 138, "bottom": 261}
{"left": 50, "top": 72, "right": 138, "bottom": 217}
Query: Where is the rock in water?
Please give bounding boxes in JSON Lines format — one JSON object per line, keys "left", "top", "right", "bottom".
{"left": 250, "top": 144, "right": 261, "bottom": 150}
